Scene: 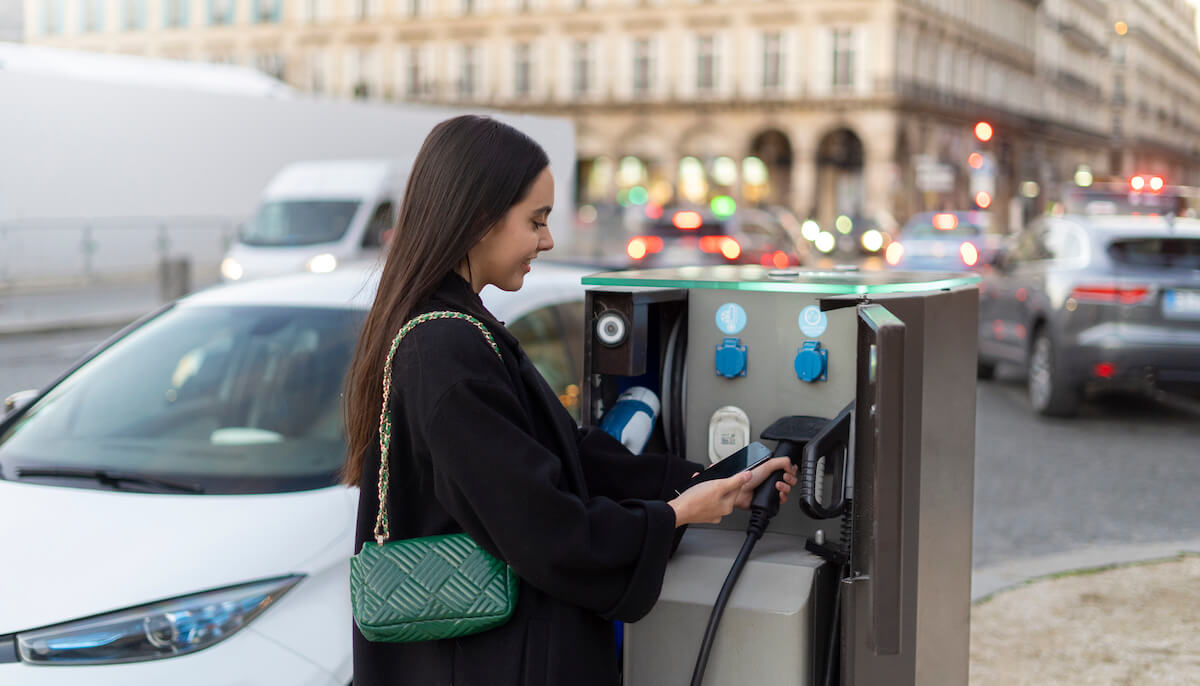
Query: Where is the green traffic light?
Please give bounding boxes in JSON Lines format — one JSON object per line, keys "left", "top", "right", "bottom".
{"left": 711, "top": 195, "right": 736, "bottom": 217}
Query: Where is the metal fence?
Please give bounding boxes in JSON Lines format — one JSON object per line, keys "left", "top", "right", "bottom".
{"left": 0, "top": 216, "right": 241, "bottom": 290}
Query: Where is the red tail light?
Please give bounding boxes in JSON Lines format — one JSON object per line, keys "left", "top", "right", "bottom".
{"left": 673, "top": 211, "right": 703, "bottom": 230}
{"left": 772, "top": 250, "right": 790, "bottom": 269}
{"left": 933, "top": 213, "right": 958, "bottom": 230}
{"left": 720, "top": 238, "right": 741, "bottom": 260}
{"left": 1070, "top": 284, "right": 1151, "bottom": 304}
{"left": 960, "top": 242, "right": 979, "bottom": 267}
{"left": 626, "top": 236, "right": 663, "bottom": 260}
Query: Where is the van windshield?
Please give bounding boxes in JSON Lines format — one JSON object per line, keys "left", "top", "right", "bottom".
{"left": 240, "top": 200, "right": 361, "bottom": 247}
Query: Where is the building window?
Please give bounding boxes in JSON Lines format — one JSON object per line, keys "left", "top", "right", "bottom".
{"left": 81, "top": 0, "right": 105, "bottom": 31}
{"left": 514, "top": 43, "right": 532, "bottom": 97}
{"left": 461, "top": 0, "right": 473, "bottom": 13}
{"left": 633, "top": 38, "right": 652, "bottom": 96}
{"left": 832, "top": 29, "right": 855, "bottom": 90}
{"left": 459, "top": 44, "right": 478, "bottom": 99}
{"left": 762, "top": 32, "right": 782, "bottom": 91}
{"left": 406, "top": 0, "right": 420, "bottom": 15}
{"left": 208, "top": 0, "right": 235, "bottom": 25}
{"left": 162, "top": 0, "right": 188, "bottom": 27}
{"left": 572, "top": 40, "right": 590, "bottom": 96}
{"left": 253, "top": 0, "right": 280, "bottom": 22}
{"left": 697, "top": 35, "right": 716, "bottom": 93}
{"left": 122, "top": 0, "right": 147, "bottom": 29}
{"left": 41, "top": 0, "right": 64, "bottom": 34}
{"left": 406, "top": 46, "right": 422, "bottom": 98}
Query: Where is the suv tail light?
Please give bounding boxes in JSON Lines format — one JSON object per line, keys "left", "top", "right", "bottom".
{"left": 699, "top": 236, "right": 741, "bottom": 260}
{"left": 626, "top": 236, "right": 664, "bottom": 260}
{"left": 1070, "top": 284, "right": 1151, "bottom": 304}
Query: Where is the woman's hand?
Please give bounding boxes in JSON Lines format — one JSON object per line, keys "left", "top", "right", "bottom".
{"left": 733, "top": 457, "right": 798, "bottom": 511}
{"left": 667, "top": 472, "right": 752, "bottom": 526}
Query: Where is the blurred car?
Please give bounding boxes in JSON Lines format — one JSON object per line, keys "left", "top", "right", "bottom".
{"left": 623, "top": 205, "right": 808, "bottom": 269}
{"left": 978, "top": 214, "right": 1200, "bottom": 416}
{"left": 884, "top": 210, "right": 1001, "bottom": 271}
{"left": 828, "top": 213, "right": 897, "bottom": 257}
{"left": 0, "top": 263, "right": 592, "bottom": 684}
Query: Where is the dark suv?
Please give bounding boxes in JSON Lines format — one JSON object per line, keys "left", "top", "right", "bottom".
{"left": 978, "top": 214, "right": 1200, "bottom": 416}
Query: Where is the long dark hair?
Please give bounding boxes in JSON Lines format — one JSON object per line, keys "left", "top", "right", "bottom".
{"left": 342, "top": 115, "right": 549, "bottom": 486}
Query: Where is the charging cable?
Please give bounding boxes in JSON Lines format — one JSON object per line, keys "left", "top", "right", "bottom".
{"left": 689, "top": 470, "right": 788, "bottom": 686}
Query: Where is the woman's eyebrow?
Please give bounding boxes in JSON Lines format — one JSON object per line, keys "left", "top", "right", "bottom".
{"left": 532, "top": 205, "right": 552, "bottom": 216}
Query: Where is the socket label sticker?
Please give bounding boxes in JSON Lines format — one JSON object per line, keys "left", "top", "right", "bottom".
{"left": 798, "top": 305, "right": 828, "bottom": 338}
{"left": 715, "top": 303, "right": 747, "bottom": 335}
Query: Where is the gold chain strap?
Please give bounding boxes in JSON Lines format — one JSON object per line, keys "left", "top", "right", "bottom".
{"left": 374, "top": 311, "right": 502, "bottom": 545}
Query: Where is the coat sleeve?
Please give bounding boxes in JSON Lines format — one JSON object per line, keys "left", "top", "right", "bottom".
{"left": 421, "top": 379, "right": 680, "bottom": 622}
{"left": 397, "top": 320, "right": 685, "bottom": 620}
{"left": 575, "top": 427, "right": 705, "bottom": 502}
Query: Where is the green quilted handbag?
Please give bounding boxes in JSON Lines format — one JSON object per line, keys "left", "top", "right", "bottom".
{"left": 350, "top": 311, "right": 519, "bottom": 643}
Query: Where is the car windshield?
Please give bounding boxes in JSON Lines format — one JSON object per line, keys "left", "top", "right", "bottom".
{"left": 902, "top": 214, "right": 984, "bottom": 239}
{"left": 240, "top": 200, "right": 361, "bottom": 247}
{"left": 1108, "top": 237, "right": 1200, "bottom": 270}
{"left": 0, "top": 305, "right": 364, "bottom": 494}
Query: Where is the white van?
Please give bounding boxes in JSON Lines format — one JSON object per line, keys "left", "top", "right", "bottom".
{"left": 220, "top": 159, "right": 410, "bottom": 282}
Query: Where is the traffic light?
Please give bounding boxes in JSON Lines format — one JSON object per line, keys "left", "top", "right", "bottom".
{"left": 973, "top": 121, "right": 993, "bottom": 143}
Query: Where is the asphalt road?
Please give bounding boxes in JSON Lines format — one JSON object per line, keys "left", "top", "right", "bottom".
{"left": 3, "top": 328, "right": 1198, "bottom": 569}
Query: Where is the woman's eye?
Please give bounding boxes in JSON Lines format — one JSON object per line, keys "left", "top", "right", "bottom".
{"left": 533, "top": 221, "right": 547, "bottom": 231}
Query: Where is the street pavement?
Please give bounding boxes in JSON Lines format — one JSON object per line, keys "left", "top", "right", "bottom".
{"left": 3, "top": 275, "right": 1200, "bottom": 606}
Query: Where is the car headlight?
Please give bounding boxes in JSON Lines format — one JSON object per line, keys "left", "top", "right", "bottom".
{"left": 16, "top": 575, "right": 302, "bottom": 665}
{"left": 305, "top": 253, "right": 338, "bottom": 274}
{"left": 220, "top": 257, "right": 244, "bottom": 281}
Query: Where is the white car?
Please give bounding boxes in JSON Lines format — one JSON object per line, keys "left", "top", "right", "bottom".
{"left": 0, "top": 263, "right": 592, "bottom": 685}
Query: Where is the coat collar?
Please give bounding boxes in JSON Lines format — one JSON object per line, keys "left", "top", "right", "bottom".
{"left": 427, "top": 271, "right": 521, "bottom": 350}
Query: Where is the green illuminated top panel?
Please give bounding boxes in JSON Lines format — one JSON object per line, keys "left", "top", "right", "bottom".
{"left": 581, "top": 265, "right": 980, "bottom": 294}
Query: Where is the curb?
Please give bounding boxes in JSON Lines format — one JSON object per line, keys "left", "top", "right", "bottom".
{"left": 0, "top": 312, "right": 148, "bottom": 338}
{"left": 970, "top": 536, "right": 1200, "bottom": 603}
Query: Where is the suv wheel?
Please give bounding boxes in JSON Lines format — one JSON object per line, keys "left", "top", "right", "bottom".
{"left": 1028, "top": 330, "right": 1081, "bottom": 417}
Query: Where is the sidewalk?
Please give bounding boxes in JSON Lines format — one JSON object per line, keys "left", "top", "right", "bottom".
{"left": 0, "top": 277, "right": 217, "bottom": 337}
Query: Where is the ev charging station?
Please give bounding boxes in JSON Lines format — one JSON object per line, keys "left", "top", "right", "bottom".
{"left": 581, "top": 265, "right": 981, "bottom": 686}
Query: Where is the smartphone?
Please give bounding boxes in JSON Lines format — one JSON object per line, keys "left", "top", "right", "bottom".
{"left": 684, "top": 442, "right": 773, "bottom": 490}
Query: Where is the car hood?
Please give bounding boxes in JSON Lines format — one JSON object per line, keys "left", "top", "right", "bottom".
{"left": 0, "top": 480, "right": 358, "bottom": 634}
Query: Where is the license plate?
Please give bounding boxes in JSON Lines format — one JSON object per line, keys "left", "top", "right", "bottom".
{"left": 1163, "top": 289, "right": 1200, "bottom": 319}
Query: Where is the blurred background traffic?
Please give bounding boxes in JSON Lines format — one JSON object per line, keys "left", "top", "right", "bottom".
{"left": 1, "top": 0, "right": 1200, "bottom": 682}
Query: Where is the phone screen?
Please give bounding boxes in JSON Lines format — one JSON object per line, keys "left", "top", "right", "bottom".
{"left": 685, "top": 442, "right": 772, "bottom": 489}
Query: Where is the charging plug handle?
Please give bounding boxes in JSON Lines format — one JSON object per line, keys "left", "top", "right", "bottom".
{"left": 798, "top": 403, "right": 853, "bottom": 520}
{"left": 747, "top": 470, "right": 786, "bottom": 537}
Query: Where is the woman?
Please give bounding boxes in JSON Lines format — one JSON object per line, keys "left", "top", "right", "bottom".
{"left": 343, "top": 115, "right": 797, "bottom": 686}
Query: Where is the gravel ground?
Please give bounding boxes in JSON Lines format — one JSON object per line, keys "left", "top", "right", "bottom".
{"left": 970, "top": 555, "right": 1200, "bottom": 685}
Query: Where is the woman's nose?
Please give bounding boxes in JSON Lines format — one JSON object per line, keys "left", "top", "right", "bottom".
{"left": 539, "top": 226, "right": 555, "bottom": 252}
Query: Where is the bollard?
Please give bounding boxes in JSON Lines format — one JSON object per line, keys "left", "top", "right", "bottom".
{"left": 158, "top": 256, "right": 191, "bottom": 302}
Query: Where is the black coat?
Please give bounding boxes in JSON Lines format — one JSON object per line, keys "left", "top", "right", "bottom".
{"left": 353, "top": 272, "right": 701, "bottom": 686}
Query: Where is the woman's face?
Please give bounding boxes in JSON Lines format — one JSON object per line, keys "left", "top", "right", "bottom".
{"left": 465, "top": 167, "right": 555, "bottom": 292}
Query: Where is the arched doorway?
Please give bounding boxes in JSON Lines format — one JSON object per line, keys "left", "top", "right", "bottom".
{"left": 815, "top": 128, "right": 865, "bottom": 230}
{"left": 747, "top": 129, "right": 794, "bottom": 209}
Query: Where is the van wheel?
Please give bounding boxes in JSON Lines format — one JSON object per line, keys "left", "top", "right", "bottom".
{"left": 1028, "top": 330, "right": 1080, "bottom": 417}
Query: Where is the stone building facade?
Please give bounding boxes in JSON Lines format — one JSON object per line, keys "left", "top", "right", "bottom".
{"left": 25, "top": 0, "right": 1200, "bottom": 230}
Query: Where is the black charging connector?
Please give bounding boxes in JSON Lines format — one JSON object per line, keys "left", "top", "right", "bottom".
{"left": 689, "top": 469, "right": 788, "bottom": 686}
